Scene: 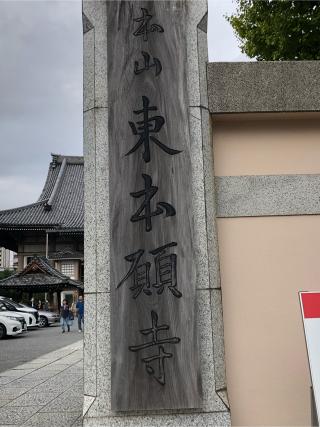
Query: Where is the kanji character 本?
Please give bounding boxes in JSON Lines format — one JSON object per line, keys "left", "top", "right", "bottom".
{"left": 130, "top": 174, "right": 176, "bottom": 232}
{"left": 134, "top": 51, "right": 162, "bottom": 76}
{"left": 133, "top": 8, "right": 164, "bottom": 42}
{"left": 117, "top": 242, "right": 182, "bottom": 299}
{"left": 127, "top": 96, "right": 182, "bottom": 163}
{"left": 129, "top": 310, "right": 180, "bottom": 385}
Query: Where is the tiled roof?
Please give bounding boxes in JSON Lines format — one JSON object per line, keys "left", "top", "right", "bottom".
{"left": 0, "top": 154, "right": 84, "bottom": 231}
{"left": 49, "top": 249, "right": 84, "bottom": 260}
{"left": 0, "top": 256, "right": 83, "bottom": 290}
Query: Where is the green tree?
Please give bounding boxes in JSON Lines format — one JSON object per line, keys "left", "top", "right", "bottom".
{"left": 227, "top": 1, "right": 320, "bottom": 60}
{"left": 0, "top": 269, "right": 14, "bottom": 280}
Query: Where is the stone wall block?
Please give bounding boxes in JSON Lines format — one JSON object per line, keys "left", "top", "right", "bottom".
{"left": 95, "top": 107, "right": 110, "bottom": 293}
{"left": 197, "top": 290, "right": 228, "bottom": 412}
{"left": 84, "top": 293, "right": 97, "bottom": 397}
{"left": 93, "top": 1, "right": 108, "bottom": 109}
{"left": 189, "top": 111, "right": 210, "bottom": 289}
{"left": 211, "top": 289, "right": 228, "bottom": 396}
{"left": 201, "top": 108, "right": 220, "bottom": 289}
{"left": 87, "top": 291, "right": 112, "bottom": 418}
{"left": 197, "top": 27, "right": 209, "bottom": 109}
{"left": 84, "top": 411, "right": 231, "bottom": 426}
{"left": 84, "top": 109, "right": 96, "bottom": 293}
{"left": 186, "top": 0, "right": 207, "bottom": 107}
{"left": 83, "top": 28, "right": 94, "bottom": 112}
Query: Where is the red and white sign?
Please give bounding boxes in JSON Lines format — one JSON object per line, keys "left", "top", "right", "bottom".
{"left": 300, "top": 291, "right": 320, "bottom": 422}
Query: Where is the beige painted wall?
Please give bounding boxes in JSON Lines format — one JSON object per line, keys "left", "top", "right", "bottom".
{"left": 214, "top": 113, "right": 320, "bottom": 426}
{"left": 213, "top": 113, "right": 320, "bottom": 176}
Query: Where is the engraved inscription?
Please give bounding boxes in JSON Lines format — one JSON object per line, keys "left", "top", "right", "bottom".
{"left": 134, "top": 51, "right": 162, "bottom": 76}
{"left": 130, "top": 174, "right": 176, "bottom": 232}
{"left": 129, "top": 311, "right": 180, "bottom": 385}
{"left": 117, "top": 242, "right": 182, "bottom": 299}
{"left": 133, "top": 8, "right": 164, "bottom": 41}
{"left": 127, "top": 96, "right": 182, "bottom": 163}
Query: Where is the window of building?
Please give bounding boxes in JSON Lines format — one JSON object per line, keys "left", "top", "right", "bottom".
{"left": 61, "top": 262, "right": 74, "bottom": 278}
{"left": 24, "top": 256, "right": 34, "bottom": 267}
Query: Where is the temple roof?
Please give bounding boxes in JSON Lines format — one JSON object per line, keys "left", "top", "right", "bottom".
{"left": 0, "top": 256, "right": 83, "bottom": 291}
{"left": 0, "top": 154, "right": 84, "bottom": 231}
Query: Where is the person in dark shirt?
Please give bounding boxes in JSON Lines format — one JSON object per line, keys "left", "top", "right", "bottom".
{"left": 60, "top": 299, "right": 71, "bottom": 333}
{"left": 76, "top": 295, "right": 84, "bottom": 333}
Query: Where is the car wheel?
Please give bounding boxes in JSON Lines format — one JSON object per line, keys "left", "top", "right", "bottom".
{"left": 39, "top": 316, "right": 48, "bottom": 328}
{"left": 0, "top": 324, "right": 6, "bottom": 339}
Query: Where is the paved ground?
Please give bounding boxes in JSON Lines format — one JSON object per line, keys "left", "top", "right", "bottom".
{"left": 0, "top": 341, "right": 83, "bottom": 426}
{"left": 0, "top": 325, "right": 83, "bottom": 372}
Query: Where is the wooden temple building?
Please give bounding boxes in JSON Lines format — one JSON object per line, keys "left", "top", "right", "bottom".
{"left": 0, "top": 256, "right": 83, "bottom": 309}
{"left": 0, "top": 154, "right": 84, "bottom": 308}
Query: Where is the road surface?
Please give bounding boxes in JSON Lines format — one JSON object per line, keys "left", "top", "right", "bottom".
{"left": 0, "top": 324, "right": 82, "bottom": 372}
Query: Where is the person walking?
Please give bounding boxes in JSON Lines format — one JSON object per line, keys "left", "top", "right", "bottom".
{"left": 76, "top": 295, "right": 84, "bottom": 333}
{"left": 60, "top": 299, "right": 71, "bottom": 333}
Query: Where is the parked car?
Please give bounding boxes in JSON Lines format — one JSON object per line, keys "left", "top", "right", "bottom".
{"left": 0, "top": 300, "right": 37, "bottom": 329}
{"left": 37, "top": 309, "right": 59, "bottom": 328}
{"left": 0, "top": 315, "right": 24, "bottom": 339}
{"left": 0, "top": 310, "right": 27, "bottom": 333}
{"left": 10, "top": 302, "right": 59, "bottom": 328}
{"left": 0, "top": 297, "right": 39, "bottom": 327}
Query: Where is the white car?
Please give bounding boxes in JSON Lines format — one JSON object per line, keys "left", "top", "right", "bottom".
{"left": 0, "top": 314, "right": 25, "bottom": 338}
{"left": 0, "top": 301, "right": 37, "bottom": 329}
{"left": 0, "top": 297, "right": 39, "bottom": 327}
{"left": 4, "top": 300, "right": 55, "bottom": 328}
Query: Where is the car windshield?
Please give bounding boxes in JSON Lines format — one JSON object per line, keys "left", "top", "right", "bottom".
{"left": 1, "top": 298, "right": 23, "bottom": 308}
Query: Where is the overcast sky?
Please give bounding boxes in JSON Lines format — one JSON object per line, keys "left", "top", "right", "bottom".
{"left": 0, "top": 0, "right": 249, "bottom": 210}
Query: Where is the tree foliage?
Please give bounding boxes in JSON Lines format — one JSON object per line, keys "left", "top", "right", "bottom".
{"left": 0, "top": 269, "right": 14, "bottom": 280}
{"left": 227, "top": 1, "right": 320, "bottom": 60}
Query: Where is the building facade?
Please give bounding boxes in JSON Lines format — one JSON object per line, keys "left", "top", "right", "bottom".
{"left": 208, "top": 61, "right": 320, "bottom": 426}
{"left": 0, "top": 247, "right": 11, "bottom": 270}
{"left": 0, "top": 154, "right": 84, "bottom": 301}
{"left": 0, "top": 256, "right": 83, "bottom": 311}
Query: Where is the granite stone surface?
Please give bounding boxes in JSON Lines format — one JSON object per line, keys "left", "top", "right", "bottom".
{"left": 0, "top": 400, "right": 11, "bottom": 408}
{"left": 0, "top": 377, "right": 14, "bottom": 386}
{"left": 83, "top": 1, "right": 108, "bottom": 109}
{"left": 83, "top": 109, "right": 96, "bottom": 294}
{"left": 0, "top": 387, "right": 30, "bottom": 400}
{"left": 189, "top": 111, "right": 211, "bottom": 290}
{"left": 93, "top": 2, "right": 108, "bottom": 110}
{"left": 82, "top": 12, "right": 93, "bottom": 34}
{"left": 0, "top": 342, "right": 83, "bottom": 426}
{"left": 95, "top": 107, "right": 110, "bottom": 293}
{"left": 83, "top": 28, "right": 94, "bottom": 112}
{"left": 211, "top": 289, "right": 228, "bottom": 396}
{"left": 197, "top": 26, "right": 209, "bottom": 109}
{"left": 215, "top": 174, "right": 320, "bottom": 218}
{"left": 83, "top": 293, "right": 97, "bottom": 397}
{"left": 7, "top": 391, "right": 60, "bottom": 407}
{"left": 84, "top": 291, "right": 110, "bottom": 418}
{"left": 39, "top": 389, "right": 83, "bottom": 412}
{"left": 196, "top": 290, "right": 227, "bottom": 412}
{"left": 201, "top": 108, "right": 221, "bottom": 290}
{"left": 84, "top": 411, "right": 231, "bottom": 426}
{"left": 208, "top": 61, "right": 320, "bottom": 113}
{"left": 23, "top": 411, "right": 82, "bottom": 426}
{"left": 186, "top": 0, "right": 207, "bottom": 107}
{"left": 0, "top": 406, "right": 43, "bottom": 425}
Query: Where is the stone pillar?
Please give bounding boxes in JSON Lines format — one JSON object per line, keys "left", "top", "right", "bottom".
{"left": 82, "top": 1, "right": 230, "bottom": 425}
